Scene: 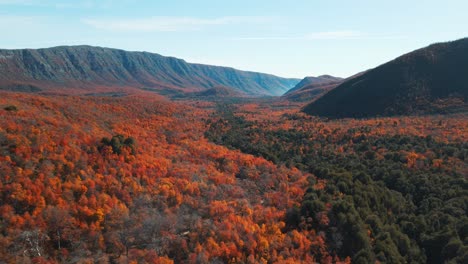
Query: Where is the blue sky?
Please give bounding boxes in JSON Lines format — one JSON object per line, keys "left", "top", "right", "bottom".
{"left": 1, "top": 0, "right": 467, "bottom": 78}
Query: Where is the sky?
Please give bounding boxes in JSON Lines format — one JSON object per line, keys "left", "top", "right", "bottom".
{"left": 1, "top": 0, "right": 467, "bottom": 78}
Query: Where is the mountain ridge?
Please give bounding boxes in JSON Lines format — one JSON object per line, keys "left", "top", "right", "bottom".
{"left": 285, "top": 75, "right": 343, "bottom": 95}
{"left": 283, "top": 75, "right": 343, "bottom": 102}
{"left": 303, "top": 38, "right": 468, "bottom": 118}
{"left": 0, "top": 45, "right": 299, "bottom": 96}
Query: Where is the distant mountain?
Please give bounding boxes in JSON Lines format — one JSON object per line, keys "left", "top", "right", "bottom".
{"left": 303, "top": 38, "right": 468, "bottom": 118}
{"left": 0, "top": 46, "right": 299, "bottom": 96}
{"left": 283, "top": 75, "right": 343, "bottom": 102}
{"left": 286, "top": 75, "right": 342, "bottom": 94}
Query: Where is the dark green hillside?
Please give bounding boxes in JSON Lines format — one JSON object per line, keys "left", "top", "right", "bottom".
{"left": 303, "top": 38, "right": 468, "bottom": 118}
{"left": 206, "top": 107, "right": 468, "bottom": 263}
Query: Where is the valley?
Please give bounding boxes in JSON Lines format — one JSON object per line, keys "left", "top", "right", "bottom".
{"left": 0, "top": 39, "right": 467, "bottom": 263}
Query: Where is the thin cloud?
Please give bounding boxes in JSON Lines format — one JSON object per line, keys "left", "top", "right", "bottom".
{"left": 55, "top": 0, "right": 133, "bottom": 9}
{"left": 236, "top": 36, "right": 302, "bottom": 41}
{"left": 305, "top": 30, "right": 364, "bottom": 40}
{"left": 235, "top": 31, "right": 406, "bottom": 41}
{"left": 82, "top": 16, "right": 273, "bottom": 32}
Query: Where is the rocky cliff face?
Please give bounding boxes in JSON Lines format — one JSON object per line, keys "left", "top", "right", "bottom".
{"left": 0, "top": 46, "right": 299, "bottom": 96}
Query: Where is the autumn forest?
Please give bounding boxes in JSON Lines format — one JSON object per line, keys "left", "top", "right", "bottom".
{"left": 0, "top": 34, "right": 467, "bottom": 264}
{"left": 0, "top": 89, "right": 466, "bottom": 263}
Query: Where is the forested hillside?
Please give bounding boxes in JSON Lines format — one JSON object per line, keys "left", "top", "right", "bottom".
{"left": 0, "top": 92, "right": 334, "bottom": 263}
{"left": 206, "top": 103, "right": 468, "bottom": 263}
{"left": 1, "top": 87, "right": 467, "bottom": 263}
